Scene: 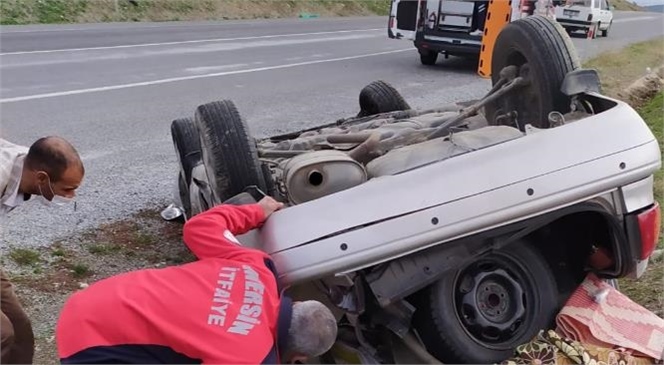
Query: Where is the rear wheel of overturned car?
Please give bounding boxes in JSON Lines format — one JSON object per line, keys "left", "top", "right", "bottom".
{"left": 414, "top": 240, "right": 559, "bottom": 364}
{"left": 195, "top": 100, "right": 268, "bottom": 204}
{"left": 357, "top": 80, "right": 411, "bottom": 117}
{"left": 171, "top": 117, "right": 201, "bottom": 218}
{"left": 485, "top": 15, "right": 580, "bottom": 130}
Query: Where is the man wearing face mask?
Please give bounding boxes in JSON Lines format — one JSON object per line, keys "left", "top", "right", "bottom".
{"left": 0, "top": 136, "right": 85, "bottom": 364}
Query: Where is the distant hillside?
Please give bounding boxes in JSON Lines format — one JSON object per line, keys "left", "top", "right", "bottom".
{"left": 0, "top": 0, "right": 391, "bottom": 25}
{"left": 645, "top": 4, "right": 664, "bottom": 11}
{"left": 612, "top": 0, "right": 644, "bottom": 10}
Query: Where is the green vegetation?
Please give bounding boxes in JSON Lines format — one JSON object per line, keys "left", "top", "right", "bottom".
{"left": 584, "top": 37, "right": 664, "bottom": 100}
{"left": 0, "top": 0, "right": 392, "bottom": 25}
{"left": 87, "top": 243, "right": 121, "bottom": 255}
{"left": 70, "top": 263, "right": 92, "bottom": 279}
{"left": 9, "top": 248, "right": 42, "bottom": 266}
{"left": 611, "top": 0, "right": 643, "bottom": 11}
{"left": 638, "top": 92, "right": 663, "bottom": 230}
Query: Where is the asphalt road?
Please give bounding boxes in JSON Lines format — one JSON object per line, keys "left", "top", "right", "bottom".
{"left": 1, "top": 12, "right": 663, "bottom": 248}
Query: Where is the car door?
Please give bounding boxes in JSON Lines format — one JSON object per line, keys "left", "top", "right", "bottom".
{"left": 388, "top": 0, "right": 424, "bottom": 40}
{"left": 592, "top": 0, "right": 601, "bottom": 23}
{"left": 602, "top": 0, "right": 613, "bottom": 25}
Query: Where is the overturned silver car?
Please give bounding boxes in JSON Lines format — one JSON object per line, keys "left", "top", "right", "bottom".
{"left": 164, "top": 16, "right": 661, "bottom": 364}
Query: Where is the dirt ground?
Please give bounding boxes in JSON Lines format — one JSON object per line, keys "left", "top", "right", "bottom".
{"left": 2, "top": 207, "right": 194, "bottom": 364}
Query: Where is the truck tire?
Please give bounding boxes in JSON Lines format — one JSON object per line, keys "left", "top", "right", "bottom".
{"left": 195, "top": 100, "right": 268, "bottom": 204}
{"left": 357, "top": 80, "right": 411, "bottom": 117}
{"left": 420, "top": 50, "right": 438, "bottom": 66}
{"left": 485, "top": 15, "right": 580, "bottom": 130}
{"left": 414, "top": 240, "right": 559, "bottom": 364}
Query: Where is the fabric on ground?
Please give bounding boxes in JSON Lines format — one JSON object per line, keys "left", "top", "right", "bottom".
{"left": 555, "top": 273, "right": 664, "bottom": 361}
{"left": 501, "top": 329, "right": 656, "bottom": 365}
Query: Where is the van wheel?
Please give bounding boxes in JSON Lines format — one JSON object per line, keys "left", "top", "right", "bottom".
{"left": 413, "top": 240, "right": 559, "bottom": 364}
{"left": 485, "top": 15, "right": 580, "bottom": 130}
{"left": 195, "top": 100, "right": 268, "bottom": 204}
{"left": 357, "top": 80, "right": 411, "bottom": 117}
{"left": 420, "top": 50, "right": 438, "bottom": 66}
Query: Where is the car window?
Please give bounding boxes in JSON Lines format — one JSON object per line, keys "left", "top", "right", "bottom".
{"left": 571, "top": 0, "right": 592, "bottom": 7}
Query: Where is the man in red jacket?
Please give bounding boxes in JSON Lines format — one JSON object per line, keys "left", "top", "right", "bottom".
{"left": 55, "top": 196, "right": 338, "bottom": 364}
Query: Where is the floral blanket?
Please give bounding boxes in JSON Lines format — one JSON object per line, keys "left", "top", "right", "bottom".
{"left": 501, "top": 329, "right": 658, "bottom": 365}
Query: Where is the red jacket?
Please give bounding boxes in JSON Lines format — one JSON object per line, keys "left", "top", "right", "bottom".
{"left": 56, "top": 203, "right": 293, "bottom": 364}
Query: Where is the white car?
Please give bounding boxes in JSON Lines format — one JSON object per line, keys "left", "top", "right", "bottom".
{"left": 164, "top": 16, "right": 659, "bottom": 364}
{"left": 555, "top": 0, "right": 614, "bottom": 37}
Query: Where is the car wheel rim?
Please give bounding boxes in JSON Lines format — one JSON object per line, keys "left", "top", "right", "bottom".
{"left": 454, "top": 256, "right": 531, "bottom": 348}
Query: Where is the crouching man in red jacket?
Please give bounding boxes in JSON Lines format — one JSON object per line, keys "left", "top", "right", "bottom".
{"left": 55, "top": 197, "right": 338, "bottom": 364}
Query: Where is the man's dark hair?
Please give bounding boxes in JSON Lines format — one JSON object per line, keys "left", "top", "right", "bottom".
{"left": 24, "top": 136, "right": 83, "bottom": 181}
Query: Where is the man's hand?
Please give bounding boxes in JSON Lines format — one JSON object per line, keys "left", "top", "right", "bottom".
{"left": 258, "top": 196, "right": 284, "bottom": 219}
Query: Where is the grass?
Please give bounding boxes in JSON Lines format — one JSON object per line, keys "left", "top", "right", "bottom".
{"left": 611, "top": 0, "right": 644, "bottom": 11}
{"left": 583, "top": 37, "right": 664, "bottom": 100}
{"left": 638, "top": 91, "right": 664, "bottom": 212}
{"left": 0, "top": 0, "right": 392, "bottom": 25}
{"left": 9, "top": 248, "right": 42, "bottom": 266}
{"left": 87, "top": 243, "right": 121, "bottom": 255}
{"left": 70, "top": 263, "right": 93, "bottom": 279}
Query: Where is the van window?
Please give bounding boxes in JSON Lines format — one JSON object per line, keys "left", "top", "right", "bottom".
{"left": 571, "top": 0, "right": 591, "bottom": 6}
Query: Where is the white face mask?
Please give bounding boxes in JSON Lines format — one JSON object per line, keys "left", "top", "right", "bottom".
{"left": 37, "top": 174, "right": 75, "bottom": 207}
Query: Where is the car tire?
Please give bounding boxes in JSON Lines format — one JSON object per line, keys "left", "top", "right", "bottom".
{"left": 413, "top": 240, "right": 559, "bottom": 364}
{"left": 602, "top": 21, "right": 611, "bottom": 37}
{"left": 171, "top": 117, "right": 201, "bottom": 186}
{"left": 484, "top": 15, "right": 580, "bottom": 130}
{"left": 171, "top": 117, "right": 201, "bottom": 218}
{"left": 357, "top": 80, "right": 411, "bottom": 117}
{"left": 195, "top": 100, "right": 268, "bottom": 204}
{"left": 420, "top": 50, "right": 438, "bottom": 66}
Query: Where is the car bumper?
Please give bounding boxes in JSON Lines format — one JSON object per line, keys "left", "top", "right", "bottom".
{"left": 556, "top": 18, "right": 592, "bottom": 28}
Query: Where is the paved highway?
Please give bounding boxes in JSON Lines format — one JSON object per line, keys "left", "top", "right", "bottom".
{"left": 1, "top": 12, "right": 662, "bottom": 248}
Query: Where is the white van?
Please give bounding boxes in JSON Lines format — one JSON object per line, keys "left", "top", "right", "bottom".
{"left": 554, "top": 0, "right": 614, "bottom": 37}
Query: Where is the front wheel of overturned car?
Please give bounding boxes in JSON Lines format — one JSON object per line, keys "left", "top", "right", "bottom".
{"left": 485, "top": 15, "right": 580, "bottom": 130}
{"left": 413, "top": 240, "right": 559, "bottom": 364}
{"left": 195, "top": 100, "right": 268, "bottom": 205}
{"left": 357, "top": 80, "right": 411, "bottom": 117}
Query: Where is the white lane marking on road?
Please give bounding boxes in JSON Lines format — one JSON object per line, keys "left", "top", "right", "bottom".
{"left": 0, "top": 28, "right": 382, "bottom": 55}
{"left": 612, "top": 16, "right": 659, "bottom": 23}
{"left": 0, "top": 20, "right": 268, "bottom": 33}
{"left": 184, "top": 63, "right": 251, "bottom": 74}
{"left": 0, "top": 49, "right": 412, "bottom": 103}
{"left": 0, "top": 33, "right": 382, "bottom": 69}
